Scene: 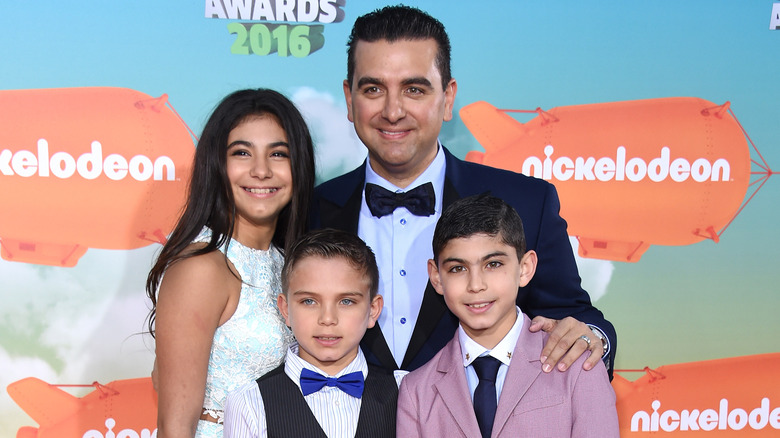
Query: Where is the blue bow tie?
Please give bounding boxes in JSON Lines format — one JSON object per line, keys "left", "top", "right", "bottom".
{"left": 299, "top": 368, "right": 365, "bottom": 398}
{"left": 364, "top": 182, "right": 435, "bottom": 217}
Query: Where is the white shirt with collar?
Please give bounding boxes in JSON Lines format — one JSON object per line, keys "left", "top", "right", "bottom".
{"left": 459, "top": 306, "right": 525, "bottom": 402}
{"left": 358, "top": 144, "right": 447, "bottom": 366}
{"left": 223, "top": 343, "right": 367, "bottom": 438}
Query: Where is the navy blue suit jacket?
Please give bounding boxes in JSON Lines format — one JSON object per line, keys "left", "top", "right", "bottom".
{"left": 310, "top": 147, "right": 616, "bottom": 377}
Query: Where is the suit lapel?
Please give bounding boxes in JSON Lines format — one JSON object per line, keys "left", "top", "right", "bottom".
{"left": 401, "top": 282, "right": 447, "bottom": 369}
{"left": 317, "top": 179, "right": 362, "bottom": 234}
{"left": 442, "top": 173, "right": 461, "bottom": 208}
{"left": 492, "top": 316, "right": 543, "bottom": 437}
{"left": 361, "top": 324, "right": 397, "bottom": 370}
{"left": 432, "top": 338, "right": 483, "bottom": 437}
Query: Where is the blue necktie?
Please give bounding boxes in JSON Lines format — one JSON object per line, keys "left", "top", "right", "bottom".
{"left": 364, "top": 182, "right": 435, "bottom": 217}
{"left": 299, "top": 368, "right": 365, "bottom": 398}
{"left": 472, "top": 356, "right": 501, "bottom": 438}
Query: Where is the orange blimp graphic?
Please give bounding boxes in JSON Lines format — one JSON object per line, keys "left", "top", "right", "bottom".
{"left": 0, "top": 87, "right": 194, "bottom": 267}
{"left": 612, "top": 353, "right": 780, "bottom": 436}
{"left": 461, "top": 98, "right": 757, "bottom": 262}
{"left": 7, "top": 377, "right": 157, "bottom": 438}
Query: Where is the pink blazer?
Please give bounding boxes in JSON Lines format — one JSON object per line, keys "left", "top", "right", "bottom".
{"left": 396, "top": 314, "right": 619, "bottom": 437}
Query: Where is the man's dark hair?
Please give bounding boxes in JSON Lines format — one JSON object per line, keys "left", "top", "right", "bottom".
{"left": 432, "top": 194, "right": 527, "bottom": 263}
{"left": 282, "top": 228, "right": 380, "bottom": 298}
{"left": 346, "top": 5, "right": 452, "bottom": 90}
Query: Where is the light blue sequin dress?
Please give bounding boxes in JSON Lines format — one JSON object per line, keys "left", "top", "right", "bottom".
{"left": 193, "top": 228, "right": 293, "bottom": 438}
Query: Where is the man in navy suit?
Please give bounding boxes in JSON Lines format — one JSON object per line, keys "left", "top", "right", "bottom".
{"left": 310, "top": 5, "right": 616, "bottom": 378}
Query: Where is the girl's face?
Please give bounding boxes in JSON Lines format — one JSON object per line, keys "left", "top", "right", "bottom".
{"left": 226, "top": 114, "right": 293, "bottom": 245}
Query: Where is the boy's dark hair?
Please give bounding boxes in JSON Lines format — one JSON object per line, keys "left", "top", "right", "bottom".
{"left": 346, "top": 4, "right": 452, "bottom": 90}
{"left": 282, "top": 229, "right": 379, "bottom": 298}
{"left": 432, "top": 194, "right": 527, "bottom": 263}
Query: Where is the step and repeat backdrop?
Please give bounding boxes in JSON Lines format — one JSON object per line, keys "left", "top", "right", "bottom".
{"left": 1, "top": 2, "right": 779, "bottom": 436}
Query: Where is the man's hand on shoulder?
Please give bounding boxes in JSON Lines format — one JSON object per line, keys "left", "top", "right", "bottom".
{"left": 529, "top": 316, "right": 605, "bottom": 373}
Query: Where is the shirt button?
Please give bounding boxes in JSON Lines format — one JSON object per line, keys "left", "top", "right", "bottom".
{"left": 400, "top": 269, "right": 406, "bottom": 276}
{"left": 400, "top": 218, "right": 407, "bottom": 225}
{"left": 400, "top": 317, "right": 407, "bottom": 324}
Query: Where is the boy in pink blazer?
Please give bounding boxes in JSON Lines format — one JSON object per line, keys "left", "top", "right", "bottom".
{"left": 397, "top": 194, "right": 619, "bottom": 437}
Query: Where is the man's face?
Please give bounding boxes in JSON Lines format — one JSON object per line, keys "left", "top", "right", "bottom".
{"left": 343, "top": 38, "right": 457, "bottom": 188}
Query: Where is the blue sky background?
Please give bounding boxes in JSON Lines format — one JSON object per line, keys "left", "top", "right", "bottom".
{"left": 1, "top": 1, "right": 779, "bottom": 433}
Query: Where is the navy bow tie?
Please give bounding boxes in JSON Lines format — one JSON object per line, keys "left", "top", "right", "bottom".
{"left": 299, "top": 368, "right": 365, "bottom": 398}
{"left": 364, "top": 182, "right": 435, "bottom": 217}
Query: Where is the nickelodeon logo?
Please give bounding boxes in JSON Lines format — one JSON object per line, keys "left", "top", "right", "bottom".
{"left": 631, "top": 398, "right": 780, "bottom": 433}
{"left": 460, "top": 97, "right": 756, "bottom": 262}
{"left": 1, "top": 139, "right": 176, "bottom": 181}
{"left": 612, "top": 353, "right": 780, "bottom": 437}
{"left": 522, "top": 145, "right": 731, "bottom": 183}
{"left": 83, "top": 418, "right": 156, "bottom": 438}
{"left": 0, "top": 87, "right": 194, "bottom": 267}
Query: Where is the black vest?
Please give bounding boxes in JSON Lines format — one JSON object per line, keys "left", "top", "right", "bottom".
{"left": 256, "top": 363, "right": 397, "bottom": 438}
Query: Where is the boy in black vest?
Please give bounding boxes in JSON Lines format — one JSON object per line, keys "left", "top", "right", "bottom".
{"left": 223, "top": 229, "right": 397, "bottom": 438}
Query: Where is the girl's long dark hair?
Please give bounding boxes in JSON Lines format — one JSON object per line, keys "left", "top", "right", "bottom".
{"left": 145, "top": 88, "right": 315, "bottom": 336}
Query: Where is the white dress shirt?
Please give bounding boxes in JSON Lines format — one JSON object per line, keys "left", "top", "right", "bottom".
{"left": 223, "top": 343, "right": 367, "bottom": 438}
{"left": 359, "top": 145, "right": 447, "bottom": 366}
{"left": 459, "top": 307, "right": 524, "bottom": 402}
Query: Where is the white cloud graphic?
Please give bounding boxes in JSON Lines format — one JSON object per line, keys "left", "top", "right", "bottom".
{"left": 291, "top": 87, "right": 367, "bottom": 182}
{"left": 569, "top": 237, "right": 614, "bottom": 302}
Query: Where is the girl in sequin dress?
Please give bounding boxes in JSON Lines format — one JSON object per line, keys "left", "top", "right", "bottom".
{"left": 146, "top": 89, "right": 315, "bottom": 438}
